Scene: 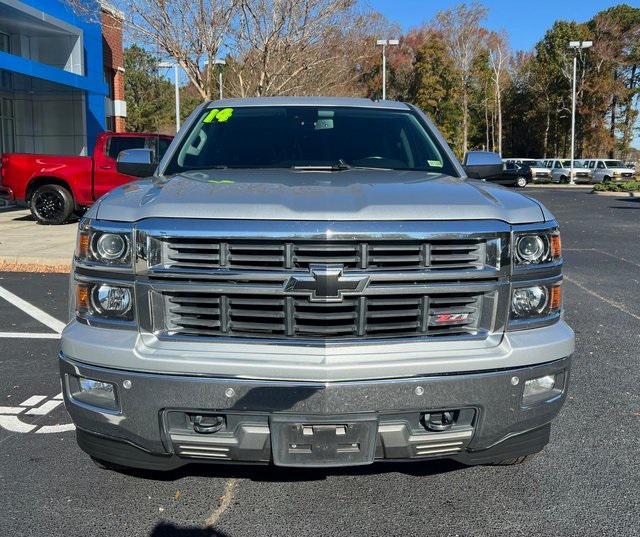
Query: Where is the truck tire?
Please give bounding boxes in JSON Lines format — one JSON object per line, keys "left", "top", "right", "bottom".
{"left": 30, "top": 184, "right": 74, "bottom": 225}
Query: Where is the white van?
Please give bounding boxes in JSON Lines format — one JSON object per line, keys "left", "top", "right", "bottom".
{"left": 543, "top": 159, "right": 592, "bottom": 184}
{"left": 583, "top": 159, "right": 636, "bottom": 183}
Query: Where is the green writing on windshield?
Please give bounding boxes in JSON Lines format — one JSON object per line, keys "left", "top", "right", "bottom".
{"left": 203, "top": 108, "right": 234, "bottom": 124}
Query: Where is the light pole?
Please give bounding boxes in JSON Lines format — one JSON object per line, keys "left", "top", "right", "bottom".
{"left": 158, "top": 61, "right": 181, "bottom": 132}
{"left": 204, "top": 59, "right": 226, "bottom": 99}
{"left": 376, "top": 39, "right": 399, "bottom": 100}
{"left": 568, "top": 40, "right": 592, "bottom": 185}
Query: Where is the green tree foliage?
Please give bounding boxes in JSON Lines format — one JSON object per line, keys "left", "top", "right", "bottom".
{"left": 409, "top": 31, "right": 462, "bottom": 152}
{"left": 377, "top": 3, "right": 640, "bottom": 160}
{"left": 124, "top": 45, "right": 175, "bottom": 133}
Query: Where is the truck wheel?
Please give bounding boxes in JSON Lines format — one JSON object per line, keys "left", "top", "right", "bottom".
{"left": 515, "top": 177, "right": 528, "bottom": 188}
{"left": 603, "top": 176, "right": 612, "bottom": 183}
{"left": 30, "top": 184, "right": 74, "bottom": 225}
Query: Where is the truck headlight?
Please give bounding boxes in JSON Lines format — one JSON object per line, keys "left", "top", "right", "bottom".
{"left": 510, "top": 283, "right": 562, "bottom": 326}
{"left": 513, "top": 230, "right": 561, "bottom": 266}
{"left": 95, "top": 233, "right": 127, "bottom": 260}
{"left": 76, "top": 219, "right": 133, "bottom": 267}
{"left": 76, "top": 282, "right": 134, "bottom": 322}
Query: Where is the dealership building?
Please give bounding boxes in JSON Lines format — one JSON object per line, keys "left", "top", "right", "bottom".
{"left": 0, "top": 0, "right": 125, "bottom": 157}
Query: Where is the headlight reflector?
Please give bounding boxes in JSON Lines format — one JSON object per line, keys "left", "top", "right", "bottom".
{"left": 75, "top": 282, "right": 134, "bottom": 323}
{"left": 92, "top": 284, "right": 132, "bottom": 315}
{"left": 95, "top": 233, "right": 127, "bottom": 260}
{"left": 75, "top": 220, "right": 133, "bottom": 267}
{"left": 510, "top": 283, "right": 562, "bottom": 326}
{"left": 512, "top": 285, "right": 548, "bottom": 317}
{"left": 516, "top": 235, "right": 546, "bottom": 263}
{"left": 513, "top": 228, "right": 561, "bottom": 266}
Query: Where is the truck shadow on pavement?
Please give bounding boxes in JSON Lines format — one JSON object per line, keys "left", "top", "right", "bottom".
{"left": 150, "top": 522, "right": 231, "bottom": 537}
{"left": 111, "top": 458, "right": 466, "bottom": 483}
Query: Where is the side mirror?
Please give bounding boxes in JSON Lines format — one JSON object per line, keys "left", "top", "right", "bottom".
{"left": 463, "top": 151, "right": 504, "bottom": 179}
{"left": 116, "top": 148, "right": 156, "bottom": 178}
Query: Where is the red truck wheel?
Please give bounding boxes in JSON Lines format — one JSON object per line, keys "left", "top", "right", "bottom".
{"left": 30, "top": 184, "right": 75, "bottom": 225}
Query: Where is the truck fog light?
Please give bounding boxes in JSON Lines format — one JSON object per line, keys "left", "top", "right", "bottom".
{"left": 71, "top": 376, "right": 117, "bottom": 410}
{"left": 512, "top": 286, "right": 548, "bottom": 317}
{"left": 95, "top": 233, "right": 127, "bottom": 260}
{"left": 523, "top": 375, "right": 556, "bottom": 399}
{"left": 92, "top": 285, "right": 132, "bottom": 315}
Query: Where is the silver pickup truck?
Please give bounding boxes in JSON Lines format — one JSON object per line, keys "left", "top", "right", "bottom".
{"left": 60, "top": 97, "right": 574, "bottom": 471}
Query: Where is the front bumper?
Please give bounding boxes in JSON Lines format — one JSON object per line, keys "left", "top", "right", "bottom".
{"left": 61, "top": 353, "right": 571, "bottom": 469}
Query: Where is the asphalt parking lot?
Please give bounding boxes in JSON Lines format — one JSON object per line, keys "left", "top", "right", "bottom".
{"left": 1, "top": 188, "right": 639, "bottom": 537}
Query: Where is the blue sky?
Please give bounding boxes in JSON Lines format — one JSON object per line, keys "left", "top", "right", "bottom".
{"left": 368, "top": 0, "right": 638, "bottom": 51}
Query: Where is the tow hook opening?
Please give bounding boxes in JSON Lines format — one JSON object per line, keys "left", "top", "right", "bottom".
{"left": 422, "top": 411, "right": 457, "bottom": 432}
{"left": 191, "top": 414, "right": 225, "bottom": 434}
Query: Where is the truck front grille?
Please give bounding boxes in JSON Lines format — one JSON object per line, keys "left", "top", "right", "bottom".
{"left": 137, "top": 219, "right": 509, "bottom": 343}
{"left": 164, "top": 238, "right": 485, "bottom": 272}
{"left": 163, "top": 291, "right": 484, "bottom": 340}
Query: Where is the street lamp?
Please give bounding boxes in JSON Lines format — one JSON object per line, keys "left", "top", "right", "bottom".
{"left": 376, "top": 39, "right": 399, "bottom": 100}
{"left": 158, "top": 61, "right": 181, "bottom": 132}
{"left": 204, "top": 59, "right": 226, "bottom": 100}
{"left": 568, "top": 40, "right": 593, "bottom": 185}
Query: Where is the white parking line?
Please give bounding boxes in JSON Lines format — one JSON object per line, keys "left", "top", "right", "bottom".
{"left": 20, "top": 395, "right": 47, "bottom": 407}
{"left": 0, "top": 332, "right": 61, "bottom": 339}
{"left": 0, "top": 285, "right": 66, "bottom": 334}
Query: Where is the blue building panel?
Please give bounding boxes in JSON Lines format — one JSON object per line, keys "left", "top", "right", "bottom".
{"left": 0, "top": 0, "right": 109, "bottom": 155}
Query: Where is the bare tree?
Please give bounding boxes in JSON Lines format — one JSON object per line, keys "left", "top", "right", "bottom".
{"left": 66, "top": 0, "right": 238, "bottom": 100}
{"left": 226, "top": 0, "right": 379, "bottom": 97}
{"left": 487, "top": 31, "right": 509, "bottom": 155}
{"left": 434, "top": 2, "right": 488, "bottom": 155}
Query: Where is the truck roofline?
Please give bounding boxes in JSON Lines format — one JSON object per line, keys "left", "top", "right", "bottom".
{"left": 203, "top": 96, "right": 411, "bottom": 110}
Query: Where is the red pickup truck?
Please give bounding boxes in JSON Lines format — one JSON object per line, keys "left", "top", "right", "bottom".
{"left": 0, "top": 132, "right": 173, "bottom": 224}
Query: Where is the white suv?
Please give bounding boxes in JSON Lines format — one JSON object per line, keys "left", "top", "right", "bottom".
{"left": 584, "top": 159, "right": 636, "bottom": 183}
{"left": 543, "top": 159, "right": 592, "bottom": 184}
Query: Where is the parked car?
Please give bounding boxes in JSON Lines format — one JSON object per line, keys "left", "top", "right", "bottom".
{"left": 483, "top": 159, "right": 531, "bottom": 187}
{"left": 0, "top": 132, "right": 173, "bottom": 224}
{"left": 61, "top": 97, "right": 573, "bottom": 472}
{"left": 543, "top": 159, "right": 592, "bottom": 184}
{"left": 504, "top": 158, "right": 552, "bottom": 182}
{"left": 583, "top": 159, "right": 636, "bottom": 183}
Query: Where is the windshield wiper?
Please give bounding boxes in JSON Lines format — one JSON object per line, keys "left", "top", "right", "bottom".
{"left": 292, "top": 159, "right": 351, "bottom": 172}
{"left": 291, "top": 159, "right": 395, "bottom": 172}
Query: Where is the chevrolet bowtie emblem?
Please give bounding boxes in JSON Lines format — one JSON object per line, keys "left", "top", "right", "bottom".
{"left": 284, "top": 264, "right": 370, "bottom": 302}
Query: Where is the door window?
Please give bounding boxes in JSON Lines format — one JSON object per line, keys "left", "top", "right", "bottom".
{"left": 596, "top": 161, "right": 605, "bottom": 169}
{"left": 106, "top": 136, "right": 147, "bottom": 160}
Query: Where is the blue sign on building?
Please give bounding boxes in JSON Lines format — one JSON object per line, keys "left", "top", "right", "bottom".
{"left": 0, "top": 0, "right": 109, "bottom": 156}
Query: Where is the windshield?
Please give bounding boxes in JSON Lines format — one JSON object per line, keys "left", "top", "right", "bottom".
{"left": 560, "top": 160, "right": 587, "bottom": 168}
{"left": 164, "top": 106, "right": 457, "bottom": 176}
{"left": 604, "top": 160, "right": 625, "bottom": 168}
{"left": 531, "top": 160, "right": 546, "bottom": 167}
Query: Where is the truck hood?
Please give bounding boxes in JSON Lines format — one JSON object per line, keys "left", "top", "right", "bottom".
{"left": 96, "top": 168, "right": 547, "bottom": 223}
